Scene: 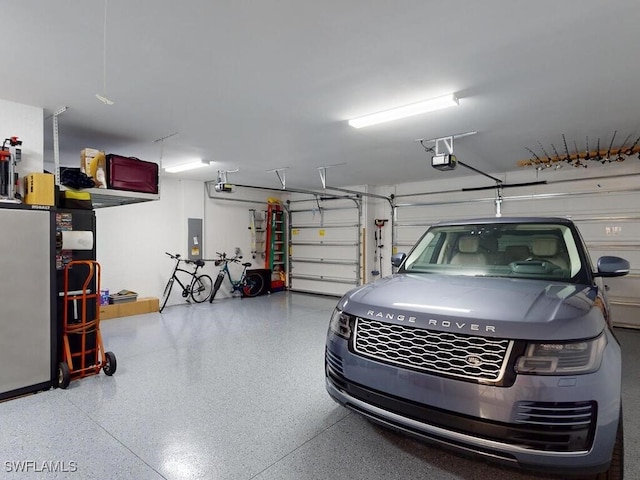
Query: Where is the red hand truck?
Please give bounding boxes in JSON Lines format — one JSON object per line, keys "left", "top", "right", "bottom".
{"left": 57, "top": 260, "right": 116, "bottom": 389}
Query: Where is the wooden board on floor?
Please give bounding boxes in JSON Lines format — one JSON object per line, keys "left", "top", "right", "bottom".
{"left": 100, "top": 297, "right": 159, "bottom": 320}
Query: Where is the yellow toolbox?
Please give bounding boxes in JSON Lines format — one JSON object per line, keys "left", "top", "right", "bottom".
{"left": 23, "top": 173, "right": 55, "bottom": 206}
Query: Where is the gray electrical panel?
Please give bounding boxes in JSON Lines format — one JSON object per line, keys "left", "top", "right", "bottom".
{"left": 188, "top": 218, "right": 203, "bottom": 261}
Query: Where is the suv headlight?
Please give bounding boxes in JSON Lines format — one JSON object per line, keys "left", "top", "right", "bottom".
{"left": 328, "top": 309, "right": 352, "bottom": 339}
{"left": 516, "top": 333, "right": 607, "bottom": 375}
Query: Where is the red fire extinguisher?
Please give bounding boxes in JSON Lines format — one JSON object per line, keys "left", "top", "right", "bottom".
{"left": 1, "top": 136, "right": 22, "bottom": 199}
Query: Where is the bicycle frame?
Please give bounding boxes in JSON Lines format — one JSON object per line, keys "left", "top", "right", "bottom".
{"left": 160, "top": 253, "right": 214, "bottom": 312}
{"left": 168, "top": 258, "right": 204, "bottom": 295}
{"left": 218, "top": 261, "right": 249, "bottom": 295}
{"left": 209, "top": 251, "right": 264, "bottom": 302}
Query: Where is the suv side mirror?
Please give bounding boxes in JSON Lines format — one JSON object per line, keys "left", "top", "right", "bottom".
{"left": 595, "top": 256, "right": 630, "bottom": 277}
{"left": 391, "top": 253, "right": 406, "bottom": 268}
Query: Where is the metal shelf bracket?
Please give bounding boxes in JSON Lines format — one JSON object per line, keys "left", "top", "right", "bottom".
{"left": 50, "top": 106, "right": 68, "bottom": 186}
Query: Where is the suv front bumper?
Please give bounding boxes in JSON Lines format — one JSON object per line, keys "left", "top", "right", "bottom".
{"left": 325, "top": 331, "right": 621, "bottom": 475}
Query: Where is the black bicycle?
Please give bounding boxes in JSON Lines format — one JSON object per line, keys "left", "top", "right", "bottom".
{"left": 209, "top": 249, "right": 264, "bottom": 301}
{"left": 160, "top": 253, "right": 214, "bottom": 312}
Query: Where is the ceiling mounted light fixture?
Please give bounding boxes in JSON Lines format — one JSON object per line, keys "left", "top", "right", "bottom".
{"left": 348, "top": 93, "right": 459, "bottom": 129}
{"left": 164, "top": 159, "right": 210, "bottom": 173}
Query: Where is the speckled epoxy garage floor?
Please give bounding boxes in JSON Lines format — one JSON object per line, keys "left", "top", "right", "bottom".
{"left": 1, "top": 292, "right": 638, "bottom": 480}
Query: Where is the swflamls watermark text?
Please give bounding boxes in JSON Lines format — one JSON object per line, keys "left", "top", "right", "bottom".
{"left": 5, "top": 460, "right": 78, "bottom": 473}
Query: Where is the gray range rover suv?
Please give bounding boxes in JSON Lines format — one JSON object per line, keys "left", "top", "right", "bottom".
{"left": 325, "top": 217, "right": 629, "bottom": 478}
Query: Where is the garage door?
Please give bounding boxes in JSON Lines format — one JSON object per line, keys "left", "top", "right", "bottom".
{"left": 288, "top": 195, "right": 362, "bottom": 297}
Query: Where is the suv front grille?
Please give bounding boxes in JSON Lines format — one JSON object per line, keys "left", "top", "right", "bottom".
{"left": 353, "top": 318, "right": 512, "bottom": 382}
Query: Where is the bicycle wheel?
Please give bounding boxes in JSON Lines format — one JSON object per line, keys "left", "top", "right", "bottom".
{"left": 160, "top": 277, "right": 174, "bottom": 312}
{"left": 210, "top": 273, "right": 225, "bottom": 302}
{"left": 243, "top": 272, "right": 264, "bottom": 297}
{"left": 191, "top": 274, "right": 213, "bottom": 303}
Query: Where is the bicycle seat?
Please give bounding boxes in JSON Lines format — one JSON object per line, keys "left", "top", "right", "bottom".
{"left": 242, "top": 262, "right": 252, "bottom": 267}
{"left": 195, "top": 259, "right": 205, "bottom": 267}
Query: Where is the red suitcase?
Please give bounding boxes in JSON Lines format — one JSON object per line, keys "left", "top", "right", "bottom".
{"left": 105, "top": 154, "right": 159, "bottom": 194}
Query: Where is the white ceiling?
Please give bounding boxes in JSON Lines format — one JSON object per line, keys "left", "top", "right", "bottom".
{"left": 2, "top": 1, "right": 639, "bottom": 190}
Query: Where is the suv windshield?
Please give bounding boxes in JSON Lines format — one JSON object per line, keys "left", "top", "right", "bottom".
{"left": 403, "top": 222, "right": 583, "bottom": 282}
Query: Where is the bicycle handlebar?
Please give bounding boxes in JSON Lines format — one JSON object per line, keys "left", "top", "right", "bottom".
{"left": 212, "top": 252, "right": 243, "bottom": 266}
{"left": 167, "top": 251, "right": 244, "bottom": 267}
{"left": 165, "top": 252, "right": 206, "bottom": 266}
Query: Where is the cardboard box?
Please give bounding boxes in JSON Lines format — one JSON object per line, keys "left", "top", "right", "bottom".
{"left": 99, "top": 303, "right": 120, "bottom": 320}
{"left": 23, "top": 173, "right": 55, "bottom": 206}
{"left": 100, "top": 297, "right": 159, "bottom": 320}
{"left": 80, "top": 148, "right": 100, "bottom": 174}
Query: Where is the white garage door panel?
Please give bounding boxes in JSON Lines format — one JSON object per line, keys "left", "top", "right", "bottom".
{"left": 290, "top": 278, "right": 355, "bottom": 297}
{"left": 289, "top": 197, "right": 361, "bottom": 296}
{"left": 577, "top": 221, "right": 640, "bottom": 238}
{"left": 602, "top": 275, "right": 640, "bottom": 301}
{"left": 610, "top": 303, "right": 640, "bottom": 329}
{"left": 397, "top": 202, "right": 495, "bottom": 222}
{"left": 394, "top": 192, "right": 499, "bottom": 249}
{"left": 291, "top": 245, "right": 356, "bottom": 265}
{"left": 292, "top": 262, "right": 357, "bottom": 280}
{"left": 395, "top": 225, "right": 429, "bottom": 249}
{"left": 292, "top": 209, "right": 356, "bottom": 224}
{"left": 292, "top": 225, "right": 358, "bottom": 242}
{"left": 501, "top": 193, "right": 639, "bottom": 218}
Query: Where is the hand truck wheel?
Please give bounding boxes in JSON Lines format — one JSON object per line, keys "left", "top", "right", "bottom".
{"left": 103, "top": 351, "right": 117, "bottom": 376}
{"left": 57, "top": 362, "right": 71, "bottom": 389}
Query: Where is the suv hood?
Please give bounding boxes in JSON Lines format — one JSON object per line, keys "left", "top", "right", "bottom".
{"left": 340, "top": 274, "right": 604, "bottom": 340}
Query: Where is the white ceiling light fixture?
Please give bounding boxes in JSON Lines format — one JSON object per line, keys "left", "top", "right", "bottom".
{"left": 164, "top": 159, "right": 211, "bottom": 173}
{"left": 348, "top": 93, "right": 459, "bottom": 129}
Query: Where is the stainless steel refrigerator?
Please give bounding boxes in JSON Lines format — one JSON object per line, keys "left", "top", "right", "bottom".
{"left": 0, "top": 204, "right": 56, "bottom": 400}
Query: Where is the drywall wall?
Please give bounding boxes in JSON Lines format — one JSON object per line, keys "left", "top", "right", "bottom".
{"left": 95, "top": 177, "right": 185, "bottom": 305}
{"left": 0, "top": 98, "right": 44, "bottom": 186}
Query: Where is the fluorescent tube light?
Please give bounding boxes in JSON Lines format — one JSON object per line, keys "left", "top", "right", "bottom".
{"left": 164, "top": 160, "right": 209, "bottom": 173}
{"left": 348, "top": 94, "right": 459, "bottom": 129}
